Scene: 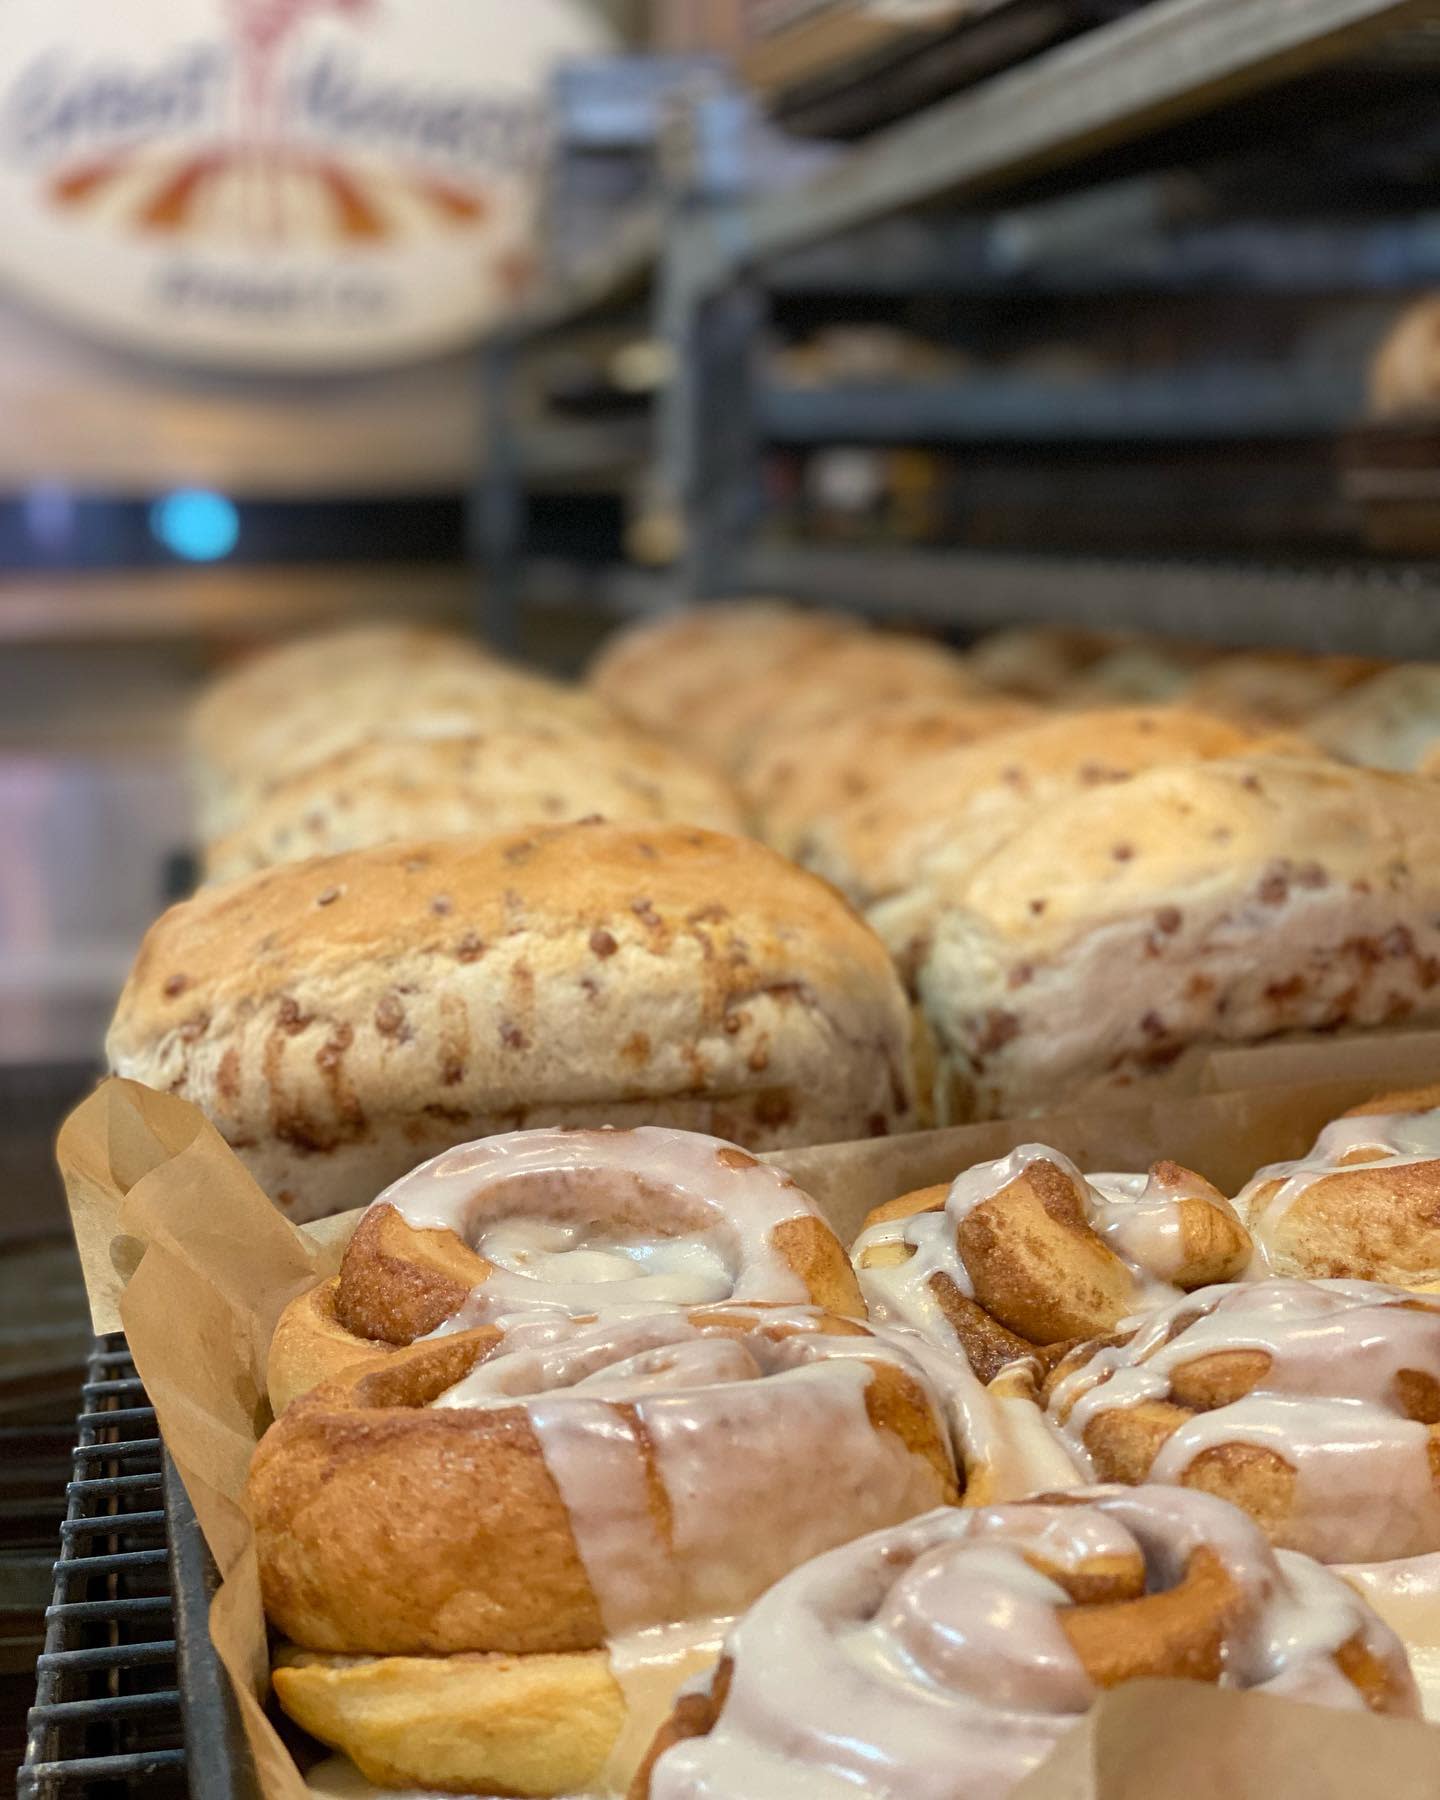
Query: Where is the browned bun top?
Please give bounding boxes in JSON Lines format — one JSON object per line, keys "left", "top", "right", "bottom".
{"left": 108, "top": 821, "right": 916, "bottom": 1215}
{"left": 202, "top": 726, "right": 746, "bottom": 882}
{"left": 587, "top": 601, "right": 858, "bottom": 752}
{"left": 188, "top": 623, "right": 484, "bottom": 764}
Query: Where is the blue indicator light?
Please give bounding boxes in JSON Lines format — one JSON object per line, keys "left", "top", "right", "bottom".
{"left": 151, "top": 489, "right": 240, "bottom": 561}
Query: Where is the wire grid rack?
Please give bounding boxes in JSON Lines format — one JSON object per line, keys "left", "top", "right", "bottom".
{"left": 19, "top": 1332, "right": 186, "bottom": 1798}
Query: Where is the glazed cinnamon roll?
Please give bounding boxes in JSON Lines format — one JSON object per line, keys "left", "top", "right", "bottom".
{"left": 269, "top": 1126, "right": 863, "bottom": 1411}
{"left": 1041, "top": 1276, "right": 1440, "bottom": 1719}
{"left": 1236, "top": 1085, "right": 1440, "bottom": 1285}
{"left": 631, "top": 1487, "right": 1419, "bottom": 1799}
{"left": 1043, "top": 1278, "right": 1440, "bottom": 1564}
{"left": 252, "top": 1305, "right": 957, "bottom": 1795}
{"left": 852, "top": 1144, "right": 1251, "bottom": 1379}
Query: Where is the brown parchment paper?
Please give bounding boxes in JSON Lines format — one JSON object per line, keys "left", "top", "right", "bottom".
{"left": 54, "top": 1067, "right": 1440, "bottom": 1800}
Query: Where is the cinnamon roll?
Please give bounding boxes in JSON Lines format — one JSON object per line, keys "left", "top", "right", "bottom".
{"left": 852, "top": 1144, "right": 1251, "bottom": 1380}
{"left": 1043, "top": 1278, "right": 1440, "bottom": 1564}
{"left": 268, "top": 1126, "right": 863, "bottom": 1411}
{"left": 1236, "top": 1086, "right": 1440, "bottom": 1286}
{"left": 1042, "top": 1277, "right": 1440, "bottom": 1718}
{"left": 252, "top": 1305, "right": 957, "bottom": 1795}
{"left": 632, "top": 1487, "right": 1419, "bottom": 1799}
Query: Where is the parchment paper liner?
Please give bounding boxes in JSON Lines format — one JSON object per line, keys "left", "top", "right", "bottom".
{"left": 55, "top": 1046, "right": 1440, "bottom": 1800}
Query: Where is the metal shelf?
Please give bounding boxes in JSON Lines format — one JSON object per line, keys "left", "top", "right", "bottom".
{"left": 738, "top": 543, "right": 1440, "bottom": 655}
{"left": 767, "top": 203, "right": 1440, "bottom": 297}
{"left": 19, "top": 1337, "right": 184, "bottom": 1800}
{"left": 759, "top": 365, "right": 1363, "bottom": 444}
{"left": 711, "top": 0, "right": 1433, "bottom": 282}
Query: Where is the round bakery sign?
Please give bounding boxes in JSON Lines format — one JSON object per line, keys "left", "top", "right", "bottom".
{"left": 0, "top": 0, "right": 609, "bottom": 369}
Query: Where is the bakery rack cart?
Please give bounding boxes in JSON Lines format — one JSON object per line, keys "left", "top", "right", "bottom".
{"left": 19, "top": 1337, "right": 258, "bottom": 1800}
{"left": 475, "top": 0, "right": 1440, "bottom": 660}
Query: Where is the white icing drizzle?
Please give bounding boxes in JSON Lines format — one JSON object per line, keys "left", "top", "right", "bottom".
{"left": 432, "top": 1309, "right": 956, "bottom": 1637}
{"left": 1087, "top": 1164, "right": 1242, "bottom": 1286}
{"left": 645, "top": 1488, "right": 1416, "bottom": 1800}
{"left": 368, "top": 1127, "right": 826, "bottom": 1330}
{"left": 1237, "top": 1106, "right": 1440, "bottom": 1275}
{"left": 852, "top": 1143, "right": 1239, "bottom": 1356}
{"left": 1048, "top": 1278, "right": 1440, "bottom": 1562}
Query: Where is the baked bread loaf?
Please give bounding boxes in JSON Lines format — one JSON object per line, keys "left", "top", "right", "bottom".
{"left": 805, "top": 707, "right": 1259, "bottom": 916}
{"left": 1237, "top": 1086, "right": 1440, "bottom": 1285}
{"left": 106, "top": 821, "right": 916, "bottom": 1220}
{"left": 202, "top": 726, "right": 745, "bottom": 882}
{"left": 195, "top": 656, "right": 619, "bottom": 841}
{"left": 741, "top": 693, "right": 1039, "bottom": 861}
{"left": 252, "top": 1306, "right": 958, "bottom": 1793}
{"left": 853, "top": 1144, "right": 1250, "bottom": 1380}
{"left": 1308, "top": 664, "right": 1440, "bottom": 772}
{"left": 268, "top": 1124, "right": 864, "bottom": 1411}
{"left": 1181, "top": 649, "right": 1385, "bottom": 728}
{"left": 587, "top": 601, "right": 857, "bottom": 759}
{"left": 916, "top": 756, "right": 1440, "bottom": 1121}
{"left": 188, "top": 623, "right": 483, "bottom": 772}
{"left": 632, "top": 1487, "right": 1419, "bottom": 1799}
{"left": 1044, "top": 1278, "right": 1440, "bottom": 1566}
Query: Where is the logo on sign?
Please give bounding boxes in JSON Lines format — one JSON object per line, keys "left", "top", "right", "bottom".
{"left": 0, "top": 0, "right": 608, "bottom": 368}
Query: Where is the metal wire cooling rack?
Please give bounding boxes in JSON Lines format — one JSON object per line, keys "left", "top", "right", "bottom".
{"left": 19, "top": 1333, "right": 186, "bottom": 1799}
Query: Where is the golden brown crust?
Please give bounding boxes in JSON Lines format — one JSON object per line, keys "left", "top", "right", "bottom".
{"left": 266, "top": 1277, "right": 399, "bottom": 1417}
{"left": 107, "top": 822, "right": 915, "bottom": 1219}
{"left": 1240, "top": 1090, "right": 1440, "bottom": 1285}
{"left": 252, "top": 1330, "right": 614, "bottom": 1657}
{"left": 855, "top": 1160, "right": 1248, "bottom": 1376}
{"left": 332, "top": 1204, "right": 488, "bottom": 1343}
